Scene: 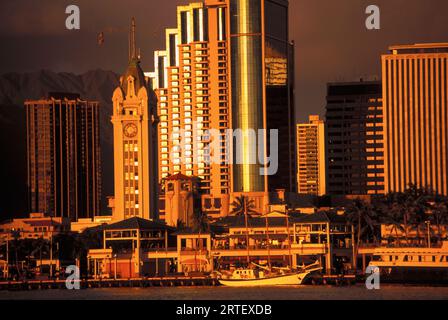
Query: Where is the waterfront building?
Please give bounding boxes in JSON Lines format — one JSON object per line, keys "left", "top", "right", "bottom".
{"left": 148, "top": 0, "right": 295, "bottom": 217}
{"left": 87, "top": 217, "right": 212, "bottom": 278}
{"left": 0, "top": 213, "right": 70, "bottom": 241}
{"left": 86, "top": 211, "right": 354, "bottom": 278}
{"left": 211, "top": 211, "right": 353, "bottom": 274}
{"left": 296, "top": 115, "right": 326, "bottom": 196}
{"left": 111, "top": 19, "right": 159, "bottom": 221}
{"left": 25, "top": 93, "right": 101, "bottom": 220}
{"left": 382, "top": 43, "right": 448, "bottom": 195}
{"left": 325, "top": 81, "right": 385, "bottom": 195}
{"left": 70, "top": 216, "right": 112, "bottom": 233}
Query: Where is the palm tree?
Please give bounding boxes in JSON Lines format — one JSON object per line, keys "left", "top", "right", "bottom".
{"left": 9, "top": 231, "right": 23, "bottom": 278}
{"left": 71, "top": 229, "right": 103, "bottom": 277}
{"left": 428, "top": 197, "right": 448, "bottom": 243}
{"left": 377, "top": 186, "right": 430, "bottom": 244}
{"left": 403, "top": 185, "right": 431, "bottom": 244}
{"left": 345, "top": 198, "right": 379, "bottom": 273}
{"left": 379, "top": 203, "right": 405, "bottom": 244}
{"left": 230, "top": 195, "right": 257, "bottom": 265}
{"left": 378, "top": 192, "right": 407, "bottom": 244}
{"left": 176, "top": 219, "right": 187, "bottom": 231}
{"left": 191, "top": 209, "right": 209, "bottom": 273}
{"left": 192, "top": 208, "right": 210, "bottom": 233}
{"left": 345, "top": 199, "right": 378, "bottom": 247}
{"left": 230, "top": 195, "right": 257, "bottom": 217}
{"left": 29, "top": 237, "right": 50, "bottom": 275}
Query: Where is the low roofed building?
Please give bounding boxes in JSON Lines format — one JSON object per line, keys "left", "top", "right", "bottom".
{"left": 0, "top": 213, "right": 70, "bottom": 241}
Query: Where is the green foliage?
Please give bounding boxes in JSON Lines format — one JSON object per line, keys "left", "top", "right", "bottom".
{"left": 347, "top": 185, "right": 448, "bottom": 245}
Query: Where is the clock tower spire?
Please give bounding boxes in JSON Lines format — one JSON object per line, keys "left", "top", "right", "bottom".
{"left": 111, "top": 18, "right": 158, "bottom": 221}
{"left": 129, "top": 17, "right": 137, "bottom": 61}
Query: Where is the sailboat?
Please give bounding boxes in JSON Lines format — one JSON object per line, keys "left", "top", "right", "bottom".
{"left": 217, "top": 261, "right": 322, "bottom": 287}
{"left": 217, "top": 199, "right": 322, "bottom": 286}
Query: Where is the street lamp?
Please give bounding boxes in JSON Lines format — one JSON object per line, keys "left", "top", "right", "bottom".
{"left": 49, "top": 231, "right": 53, "bottom": 279}
{"left": 114, "top": 254, "right": 118, "bottom": 280}
{"left": 425, "top": 221, "right": 431, "bottom": 248}
{"left": 5, "top": 237, "right": 9, "bottom": 280}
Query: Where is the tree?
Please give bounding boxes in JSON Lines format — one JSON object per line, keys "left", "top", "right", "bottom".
{"left": 345, "top": 199, "right": 378, "bottom": 249}
{"left": 376, "top": 185, "right": 431, "bottom": 244}
{"left": 428, "top": 196, "right": 448, "bottom": 243}
{"left": 230, "top": 195, "right": 257, "bottom": 217}
{"left": 403, "top": 185, "right": 431, "bottom": 244}
{"left": 379, "top": 200, "right": 405, "bottom": 243}
{"left": 192, "top": 208, "right": 210, "bottom": 233}
{"left": 9, "top": 231, "right": 23, "bottom": 278}
{"left": 176, "top": 219, "right": 187, "bottom": 231}
{"left": 230, "top": 195, "right": 257, "bottom": 265}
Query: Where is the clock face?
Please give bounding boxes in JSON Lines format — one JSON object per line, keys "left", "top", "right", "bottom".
{"left": 124, "top": 123, "right": 138, "bottom": 138}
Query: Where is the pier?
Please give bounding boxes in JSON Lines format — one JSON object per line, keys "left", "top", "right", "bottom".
{"left": 0, "top": 276, "right": 219, "bottom": 291}
{"left": 0, "top": 274, "right": 360, "bottom": 291}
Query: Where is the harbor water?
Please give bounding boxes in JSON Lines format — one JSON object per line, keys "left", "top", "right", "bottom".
{"left": 0, "top": 285, "right": 447, "bottom": 300}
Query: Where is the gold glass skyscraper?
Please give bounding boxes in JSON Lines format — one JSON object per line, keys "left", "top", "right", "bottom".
{"left": 382, "top": 43, "right": 448, "bottom": 195}
{"left": 148, "top": 0, "right": 295, "bottom": 217}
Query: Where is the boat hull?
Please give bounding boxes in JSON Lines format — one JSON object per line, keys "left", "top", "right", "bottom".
{"left": 218, "top": 272, "right": 310, "bottom": 287}
{"left": 377, "top": 267, "right": 448, "bottom": 284}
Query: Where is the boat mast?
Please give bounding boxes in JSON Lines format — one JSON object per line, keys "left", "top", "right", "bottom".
{"left": 286, "top": 213, "right": 292, "bottom": 268}
{"left": 244, "top": 199, "right": 250, "bottom": 265}
{"left": 265, "top": 214, "right": 272, "bottom": 271}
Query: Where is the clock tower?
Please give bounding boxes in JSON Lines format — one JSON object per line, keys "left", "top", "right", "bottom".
{"left": 111, "top": 18, "right": 158, "bottom": 221}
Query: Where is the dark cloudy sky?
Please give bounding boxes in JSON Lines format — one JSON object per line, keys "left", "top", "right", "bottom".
{"left": 0, "top": 0, "right": 447, "bottom": 120}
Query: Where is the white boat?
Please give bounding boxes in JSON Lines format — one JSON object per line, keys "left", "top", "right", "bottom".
{"left": 217, "top": 261, "right": 322, "bottom": 287}
{"left": 368, "top": 241, "right": 448, "bottom": 283}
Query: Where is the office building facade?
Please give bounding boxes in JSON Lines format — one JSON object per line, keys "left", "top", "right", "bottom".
{"left": 25, "top": 93, "right": 101, "bottom": 220}
{"left": 296, "top": 115, "right": 326, "bottom": 196}
{"left": 325, "top": 81, "right": 385, "bottom": 195}
{"left": 382, "top": 43, "right": 448, "bottom": 195}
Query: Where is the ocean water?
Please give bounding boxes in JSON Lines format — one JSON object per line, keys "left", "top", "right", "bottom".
{"left": 0, "top": 285, "right": 447, "bottom": 300}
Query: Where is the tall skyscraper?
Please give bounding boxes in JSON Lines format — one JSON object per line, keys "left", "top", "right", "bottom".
{"left": 111, "top": 18, "right": 158, "bottom": 221}
{"left": 296, "top": 115, "right": 326, "bottom": 196}
{"left": 382, "top": 43, "right": 448, "bottom": 195}
{"left": 25, "top": 93, "right": 101, "bottom": 220}
{"left": 230, "top": 0, "right": 295, "bottom": 208}
{"left": 325, "top": 81, "right": 385, "bottom": 196}
{"left": 148, "top": 0, "right": 294, "bottom": 217}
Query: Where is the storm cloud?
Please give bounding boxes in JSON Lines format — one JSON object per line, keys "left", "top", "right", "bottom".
{"left": 0, "top": 0, "right": 447, "bottom": 120}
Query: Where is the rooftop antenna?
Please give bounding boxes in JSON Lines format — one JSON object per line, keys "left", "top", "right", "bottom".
{"left": 129, "top": 17, "right": 137, "bottom": 61}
